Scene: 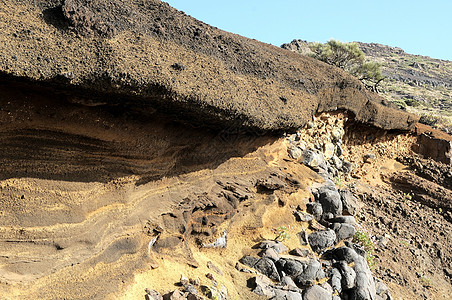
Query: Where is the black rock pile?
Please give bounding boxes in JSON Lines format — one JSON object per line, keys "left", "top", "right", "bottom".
{"left": 236, "top": 120, "right": 394, "bottom": 300}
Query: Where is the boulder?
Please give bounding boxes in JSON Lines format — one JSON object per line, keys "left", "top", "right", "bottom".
{"left": 261, "top": 248, "right": 280, "bottom": 261}
{"left": 303, "top": 285, "right": 332, "bottom": 300}
{"left": 308, "top": 230, "right": 337, "bottom": 252}
{"left": 293, "top": 211, "right": 314, "bottom": 222}
{"left": 297, "top": 230, "right": 309, "bottom": 246}
{"left": 272, "top": 289, "right": 303, "bottom": 300}
{"left": 251, "top": 275, "right": 275, "bottom": 297}
{"left": 336, "top": 261, "right": 356, "bottom": 290}
{"left": 315, "top": 189, "right": 343, "bottom": 218}
{"left": 331, "top": 223, "right": 356, "bottom": 242}
{"left": 279, "top": 276, "right": 298, "bottom": 289}
{"left": 239, "top": 256, "right": 259, "bottom": 268}
{"left": 278, "top": 258, "right": 306, "bottom": 277}
{"left": 333, "top": 246, "right": 360, "bottom": 263}
{"left": 254, "top": 257, "right": 281, "bottom": 281}
{"left": 295, "top": 259, "right": 325, "bottom": 287}
{"left": 350, "top": 256, "right": 377, "bottom": 300}
{"left": 303, "top": 150, "right": 327, "bottom": 171}
{"left": 145, "top": 289, "right": 163, "bottom": 300}
{"left": 289, "top": 248, "right": 311, "bottom": 257}
{"left": 306, "top": 203, "right": 323, "bottom": 221}
{"left": 259, "top": 240, "right": 289, "bottom": 254}
{"left": 330, "top": 268, "right": 342, "bottom": 294}
{"left": 327, "top": 216, "right": 357, "bottom": 225}
{"left": 339, "top": 190, "right": 360, "bottom": 216}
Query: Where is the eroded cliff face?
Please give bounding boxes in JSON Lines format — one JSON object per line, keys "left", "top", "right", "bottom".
{"left": 0, "top": 85, "right": 450, "bottom": 299}
{"left": 0, "top": 82, "right": 275, "bottom": 297}
{"left": 0, "top": 0, "right": 418, "bottom": 131}
{"left": 1, "top": 1, "right": 450, "bottom": 300}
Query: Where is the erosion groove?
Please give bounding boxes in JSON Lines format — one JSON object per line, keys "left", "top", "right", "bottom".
{"left": 0, "top": 82, "right": 279, "bottom": 298}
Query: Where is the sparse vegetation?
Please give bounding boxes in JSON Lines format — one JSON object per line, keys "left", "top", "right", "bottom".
{"left": 353, "top": 229, "right": 377, "bottom": 270}
{"left": 359, "top": 43, "right": 452, "bottom": 134}
{"left": 309, "top": 39, "right": 385, "bottom": 92}
{"left": 421, "top": 275, "right": 432, "bottom": 287}
{"left": 399, "top": 239, "right": 410, "bottom": 247}
{"left": 419, "top": 113, "right": 452, "bottom": 133}
{"left": 286, "top": 40, "right": 452, "bottom": 133}
{"left": 403, "top": 192, "right": 412, "bottom": 202}
{"left": 333, "top": 175, "right": 344, "bottom": 189}
{"left": 272, "top": 226, "right": 291, "bottom": 242}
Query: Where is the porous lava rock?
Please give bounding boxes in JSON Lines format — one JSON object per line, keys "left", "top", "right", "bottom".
{"left": 0, "top": 0, "right": 417, "bottom": 131}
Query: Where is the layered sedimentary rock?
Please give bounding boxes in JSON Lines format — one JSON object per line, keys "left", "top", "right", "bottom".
{"left": 0, "top": 1, "right": 431, "bottom": 299}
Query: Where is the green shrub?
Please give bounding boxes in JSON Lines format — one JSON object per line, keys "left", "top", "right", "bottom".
{"left": 309, "top": 39, "right": 384, "bottom": 92}
{"left": 272, "top": 226, "right": 291, "bottom": 242}
{"left": 404, "top": 98, "right": 421, "bottom": 107}
{"left": 353, "top": 230, "right": 377, "bottom": 270}
{"left": 392, "top": 99, "right": 407, "bottom": 109}
{"left": 419, "top": 114, "right": 440, "bottom": 127}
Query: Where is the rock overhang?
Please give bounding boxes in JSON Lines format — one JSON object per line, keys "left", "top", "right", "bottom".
{"left": 0, "top": 0, "right": 418, "bottom": 131}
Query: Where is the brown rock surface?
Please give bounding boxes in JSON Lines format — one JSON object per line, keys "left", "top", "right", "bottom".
{"left": 0, "top": 0, "right": 417, "bottom": 131}
{"left": 2, "top": 1, "right": 447, "bottom": 300}
{"left": 413, "top": 123, "right": 452, "bottom": 164}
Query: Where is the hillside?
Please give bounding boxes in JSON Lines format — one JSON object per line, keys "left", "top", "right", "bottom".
{"left": 282, "top": 40, "right": 452, "bottom": 133}
{"left": 0, "top": 2, "right": 451, "bottom": 300}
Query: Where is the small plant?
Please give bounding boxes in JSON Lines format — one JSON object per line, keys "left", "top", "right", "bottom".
{"left": 419, "top": 113, "right": 440, "bottom": 127}
{"left": 353, "top": 230, "right": 377, "bottom": 270}
{"left": 421, "top": 275, "right": 432, "bottom": 287}
{"left": 333, "top": 175, "right": 344, "bottom": 189}
{"left": 399, "top": 239, "right": 410, "bottom": 247}
{"left": 272, "top": 226, "right": 291, "bottom": 242}
{"left": 309, "top": 39, "right": 385, "bottom": 92}
{"left": 403, "top": 192, "right": 412, "bottom": 201}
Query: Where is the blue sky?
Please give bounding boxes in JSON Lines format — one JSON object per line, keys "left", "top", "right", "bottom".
{"left": 165, "top": 0, "right": 452, "bottom": 61}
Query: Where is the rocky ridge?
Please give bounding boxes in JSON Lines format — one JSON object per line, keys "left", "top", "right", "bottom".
{"left": 0, "top": 0, "right": 417, "bottom": 131}
{"left": 281, "top": 40, "right": 452, "bottom": 132}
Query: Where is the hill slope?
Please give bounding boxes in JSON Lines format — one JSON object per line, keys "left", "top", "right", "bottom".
{"left": 357, "top": 42, "right": 452, "bottom": 130}
{"left": 282, "top": 40, "right": 452, "bottom": 132}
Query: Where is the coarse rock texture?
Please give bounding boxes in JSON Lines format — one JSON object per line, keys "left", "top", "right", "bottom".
{"left": 0, "top": 1, "right": 451, "bottom": 300}
{"left": 282, "top": 39, "right": 452, "bottom": 133}
{"left": 0, "top": 0, "right": 418, "bottom": 131}
{"left": 413, "top": 123, "right": 452, "bottom": 165}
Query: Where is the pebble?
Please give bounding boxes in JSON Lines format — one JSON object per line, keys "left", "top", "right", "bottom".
{"left": 145, "top": 288, "right": 163, "bottom": 300}
{"left": 363, "top": 153, "right": 376, "bottom": 163}
{"left": 289, "top": 147, "right": 303, "bottom": 159}
{"left": 207, "top": 261, "right": 223, "bottom": 276}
